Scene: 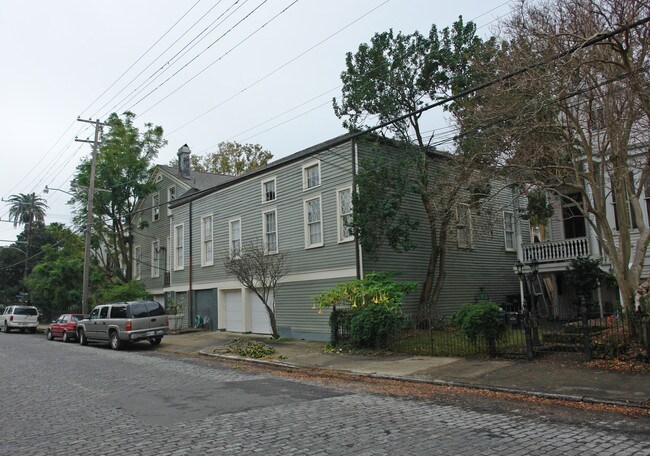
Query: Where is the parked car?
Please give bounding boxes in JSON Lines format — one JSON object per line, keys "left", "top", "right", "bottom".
{"left": 1, "top": 305, "right": 39, "bottom": 333}
{"left": 46, "top": 314, "right": 87, "bottom": 342}
{"left": 76, "top": 301, "right": 167, "bottom": 350}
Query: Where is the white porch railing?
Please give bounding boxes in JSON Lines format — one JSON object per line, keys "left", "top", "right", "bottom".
{"left": 522, "top": 237, "right": 590, "bottom": 263}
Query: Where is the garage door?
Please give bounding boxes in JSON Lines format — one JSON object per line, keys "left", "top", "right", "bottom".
{"left": 251, "top": 292, "right": 273, "bottom": 335}
{"left": 224, "top": 290, "right": 244, "bottom": 332}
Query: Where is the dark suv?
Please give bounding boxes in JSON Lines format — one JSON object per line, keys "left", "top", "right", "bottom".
{"left": 76, "top": 301, "right": 167, "bottom": 350}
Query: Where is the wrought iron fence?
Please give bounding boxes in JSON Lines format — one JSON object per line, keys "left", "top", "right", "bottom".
{"left": 329, "top": 306, "right": 645, "bottom": 360}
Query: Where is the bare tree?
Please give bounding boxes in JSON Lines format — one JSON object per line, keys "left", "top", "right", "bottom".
{"left": 457, "top": 0, "right": 650, "bottom": 314}
{"left": 223, "top": 241, "right": 287, "bottom": 339}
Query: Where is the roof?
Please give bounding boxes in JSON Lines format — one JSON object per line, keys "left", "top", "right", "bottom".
{"left": 169, "top": 131, "right": 449, "bottom": 208}
{"left": 157, "top": 165, "right": 234, "bottom": 191}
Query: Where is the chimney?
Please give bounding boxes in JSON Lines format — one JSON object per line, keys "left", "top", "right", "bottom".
{"left": 177, "top": 144, "right": 191, "bottom": 179}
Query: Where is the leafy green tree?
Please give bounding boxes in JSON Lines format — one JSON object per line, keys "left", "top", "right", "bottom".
{"left": 169, "top": 141, "right": 272, "bottom": 176}
{"left": 71, "top": 111, "right": 166, "bottom": 283}
{"left": 27, "top": 224, "right": 102, "bottom": 314}
{"left": 95, "top": 280, "right": 149, "bottom": 304}
{"left": 6, "top": 192, "right": 48, "bottom": 285}
{"left": 0, "top": 246, "right": 24, "bottom": 304}
{"left": 334, "top": 18, "right": 497, "bottom": 319}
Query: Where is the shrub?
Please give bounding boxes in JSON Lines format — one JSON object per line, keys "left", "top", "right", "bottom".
{"left": 314, "top": 272, "right": 417, "bottom": 349}
{"left": 452, "top": 301, "right": 506, "bottom": 358}
{"left": 348, "top": 304, "right": 404, "bottom": 349}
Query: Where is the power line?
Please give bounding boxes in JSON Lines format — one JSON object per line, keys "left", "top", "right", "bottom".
{"left": 80, "top": 0, "right": 204, "bottom": 119}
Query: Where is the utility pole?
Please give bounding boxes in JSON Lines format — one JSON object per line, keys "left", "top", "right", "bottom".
{"left": 76, "top": 118, "right": 109, "bottom": 315}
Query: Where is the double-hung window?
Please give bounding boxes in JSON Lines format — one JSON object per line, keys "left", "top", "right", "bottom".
{"left": 263, "top": 209, "right": 278, "bottom": 254}
{"left": 304, "top": 196, "right": 323, "bottom": 248}
{"left": 134, "top": 245, "right": 142, "bottom": 280}
{"left": 152, "top": 193, "right": 160, "bottom": 221}
{"left": 503, "top": 211, "right": 515, "bottom": 251}
{"left": 303, "top": 161, "right": 321, "bottom": 190}
{"left": 457, "top": 203, "right": 473, "bottom": 249}
{"left": 201, "top": 215, "right": 213, "bottom": 266}
{"left": 167, "top": 187, "right": 176, "bottom": 216}
{"left": 337, "top": 187, "right": 353, "bottom": 242}
{"left": 229, "top": 219, "right": 241, "bottom": 258}
{"left": 174, "top": 224, "right": 184, "bottom": 270}
{"left": 151, "top": 239, "right": 160, "bottom": 278}
{"left": 262, "top": 178, "right": 276, "bottom": 203}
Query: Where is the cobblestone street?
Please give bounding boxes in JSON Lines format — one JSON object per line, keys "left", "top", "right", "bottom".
{"left": 1, "top": 332, "right": 648, "bottom": 455}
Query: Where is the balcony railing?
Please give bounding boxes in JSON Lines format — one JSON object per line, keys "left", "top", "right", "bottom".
{"left": 522, "top": 237, "right": 590, "bottom": 263}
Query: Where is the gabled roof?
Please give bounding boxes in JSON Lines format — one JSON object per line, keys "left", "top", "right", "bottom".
{"left": 157, "top": 165, "right": 234, "bottom": 191}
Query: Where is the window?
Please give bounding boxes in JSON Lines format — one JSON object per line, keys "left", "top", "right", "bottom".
{"left": 337, "top": 187, "right": 353, "bottom": 242}
{"left": 562, "top": 193, "right": 587, "bottom": 238}
{"left": 134, "top": 245, "right": 142, "bottom": 280}
{"left": 174, "top": 224, "right": 184, "bottom": 270}
{"left": 263, "top": 209, "right": 278, "bottom": 254}
{"left": 229, "top": 219, "right": 241, "bottom": 258}
{"left": 503, "top": 211, "right": 515, "bottom": 251}
{"left": 457, "top": 203, "right": 473, "bottom": 249}
{"left": 262, "top": 178, "right": 276, "bottom": 202}
{"left": 304, "top": 196, "right": 323, "bottom": 248}
{"left": 201, "top": 215, "right": 213, "bottom": 266}
{"left": 167, "top": 186, "right": 176, "bottom": 216}
{"left": 303, "top": 161, "right": 321, "bottom": 189}
{"left": 151, "top": 240, "right": 160, "bottom": 278}
{"left": 152, "top": 193, "right": 160, "bottom": 221}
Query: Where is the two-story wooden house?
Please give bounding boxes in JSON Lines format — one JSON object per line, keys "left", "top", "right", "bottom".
{"left": 134, "top": 134, "right": 523, "bottom": 340}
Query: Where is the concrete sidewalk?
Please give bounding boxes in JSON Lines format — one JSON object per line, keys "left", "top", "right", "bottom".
{"left": 158, "top": 330, "right": 650, "bottom": 409}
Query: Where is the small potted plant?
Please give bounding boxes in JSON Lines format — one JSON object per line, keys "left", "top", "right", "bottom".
{"left": 166, "top": 297, "right": 185, "bottom": 334}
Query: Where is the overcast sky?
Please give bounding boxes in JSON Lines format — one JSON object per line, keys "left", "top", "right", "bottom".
{"left": 0, "top": 0, "right": 511, "bottom": 244}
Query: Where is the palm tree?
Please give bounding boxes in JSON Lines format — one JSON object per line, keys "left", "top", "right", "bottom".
{"left": 7, "top": 193, "right": 48, "bottom": 289}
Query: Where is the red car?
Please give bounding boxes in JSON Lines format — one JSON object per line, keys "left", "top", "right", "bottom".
{"left": 46, "top": 314, "right": 87, "bottom": 343}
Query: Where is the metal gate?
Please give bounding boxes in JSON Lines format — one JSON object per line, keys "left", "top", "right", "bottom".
{"left": 193, "top": 289, "right": 217, "bottom": 331}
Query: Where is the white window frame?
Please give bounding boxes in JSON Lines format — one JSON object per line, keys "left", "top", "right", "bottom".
{"left": 229, "top": 218, "right": 242, "bottom": 258}
{"left": 337, "top": 186, "right": 354, "bottom": 243}
{"left": 261, "top": 177, "right": 277, "bottom": 203}
{"left": 457, "top": 203, "right": 474, "bottom": 249}
{"left": 133, "top": 245, "right": 142, "bottom": 280}
{"left": 201, "top": 214, "right": 214, "bottom": 267}
{"left": 167, "top": 186, "right": 176, "bottom": 216}
{"left": 263, "top": 208, "right": 278, "bottom": 254}
{"left": 304, "top": 195, "right": 323, "bottom": 248}
{"left": 151, "top": 239, "right": 160, "bottom": 278}
{"left": 302, "top": 160, "right": 321, "bottom": 190}
{"left": 174, "top": 224, "right": 185, "bottom": 271}
{"left": 152, "top": 192, "right": 160, "bottom": 221}
{"left": 503, "top": 211, "right": 515, "bottom": 252}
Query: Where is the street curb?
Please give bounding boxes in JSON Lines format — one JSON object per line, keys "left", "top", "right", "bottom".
{"left": 198, "top": 350, "right": 650, "bottom": 411}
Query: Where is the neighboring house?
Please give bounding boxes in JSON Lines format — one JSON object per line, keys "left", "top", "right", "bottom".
{"left": 133, "top": 144, "right": 233, "bottom": 327}
{"left": 133, "top": 134, "right": 523, "bottom": 340}
{"left": 516, "top": 186, "right": 627, "bottom": 319}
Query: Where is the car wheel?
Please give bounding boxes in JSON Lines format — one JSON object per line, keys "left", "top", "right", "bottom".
{"left": 46, "top": 330, "right": 54, "bottom": 341}
{"left": 62, "top": 331, "right": 69, "bottom": 343}
{"left": 110, "top": 331, "right": 123, "bottom": 350}
{"left": 3, "top": 322, "right": 10, "bottom": 333}
{"left": 19, "top": 328, "right": 25, "bottom": 333}
{"left": 78, "top": 329, "right": 88, "bottom": 346}
{"left": 148, "top": 336, "right": 162, "bottom": 346}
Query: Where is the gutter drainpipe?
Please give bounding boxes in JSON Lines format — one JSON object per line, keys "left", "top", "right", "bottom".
{"left": 189, "top": 200, "right": 194, "bottom": 325}
{"left": 352, "top": 139, "right": 363, "bottom": 280}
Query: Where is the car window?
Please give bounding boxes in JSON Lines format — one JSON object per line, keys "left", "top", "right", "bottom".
{"left": 89, "top": 308, "right": 100, "bottom": 319}
{"left": 99, "top": 307, "right": 109, "bottom": 319}
{"left": 146, "top": 302, "right": 165, "bottom": 317}
{"left": 129, "top": 303, "right": 148, "bottom": 319}
{"left": 14, "top": 307, "right": 38, "bottom": 316}
{"left": 71, "top": 315, "right": 83, "bottom": 322}
{"left": 110, "top": 306, "right": 127, "bottom": 319}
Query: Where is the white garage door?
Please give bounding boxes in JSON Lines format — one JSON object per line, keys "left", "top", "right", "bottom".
{"left": 224, "top": 290, "right": 244, "bottom": 332}
{"left": 251, "top": 292, "right": 273, "bottom": 335}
